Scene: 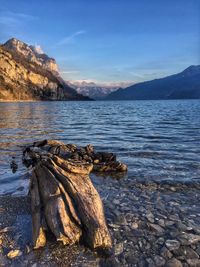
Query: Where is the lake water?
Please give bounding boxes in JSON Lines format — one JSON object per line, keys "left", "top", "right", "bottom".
{"left": 0, "top": 100, "right": 200, "bottom": 195}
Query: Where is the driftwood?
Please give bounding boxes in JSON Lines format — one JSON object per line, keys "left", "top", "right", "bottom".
{"left": 24, "top": 140, "right": 128, "bottom": 251}
{"left": 30, "top": 171, "right": 46, "bottom": 249}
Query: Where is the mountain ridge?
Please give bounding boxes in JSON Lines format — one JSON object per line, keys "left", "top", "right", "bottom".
{"left": 67, "top": 80, "right": 121, "bottom": 99}
{"left": 106, "top": 65, "right": 200, "bottom": 100}
{"left": 0, "top": 38, "right": 90, "bottom": 101}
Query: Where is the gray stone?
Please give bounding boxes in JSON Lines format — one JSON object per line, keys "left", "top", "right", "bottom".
{"left": 114, "top": 242, "right": 124, "bottom": 256}
{"left": 146, "top": 257, "right": 155, "bottom": 267}
{"left": 138, "top": 259, "right": 147, "bottom": 267}
{"left": 165, "top": 220, "right": 176, "bottom": 226}
{"left": 149, "top": 223, "right": 164, "bottom": 233}
{"left": 165, "top": 258, "right": 183, "bottom": 267}
{"left": 161, "top": 246, "right": 173, "bottom": 259}
{"left": 186, "top": 259, "right": 200, "bottom": 267}
{"left": 130, "top": 222, "right": 139, "bottom": 229}
{"left": 125, "top": 252, "right": 137, "bottom": 264}
{"left": 153, "top": 255, "right": 166, "bottom": 266}
{"left": 146, "top": 212, "right": 155, "bottom": 223}
{"left": 196, "top": 245, "right": 200, "bottom": 256}
{"left": 102, "top": 257, "right": 121, "bottom": 267}
{"left": 158, "top": 219, "right": 165, "bottom": 227}
{"left": 157, "top": 237, "right": 165, "bottom": 245}
{"left": 178, "top": 234, "right": 200, "bottom": 245}
{"left": 113, "top": 199, "right": 120, "bottom": 205}
{"left": 173, "top": 246, "right": 199, "bottom": 259}
{"left": 165, "top": 240, "right": 181, "bottom": 251}
{"left": 169, "top": 214, "right": 180, "bottom": 221}
{"left": 170, "top": 187, "right": 176, "bottom": 192}
{"left": 115, "top": 215, "right": 127, "bottom": 224}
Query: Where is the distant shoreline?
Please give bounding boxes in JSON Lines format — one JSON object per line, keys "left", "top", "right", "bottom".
{"left": 0, "top": 99, "right": 94, "bottom": 102}
{"left": 0, "top": 98, "right": 200, "bottom": 103}
{"left": 0, "top": 99, "right": 39, "bottom": 102}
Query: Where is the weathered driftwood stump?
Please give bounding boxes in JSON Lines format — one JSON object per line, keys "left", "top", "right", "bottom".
{"left": 23, "top": 140, "right": 127, "bottom": 251}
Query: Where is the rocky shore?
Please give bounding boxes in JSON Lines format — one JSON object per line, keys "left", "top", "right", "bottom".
{"left": 0, "top": 175, "right": 200, "bottom": 267}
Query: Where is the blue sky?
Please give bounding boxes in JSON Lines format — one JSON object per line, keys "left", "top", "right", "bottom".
{"left": 0, "top": 0, "right": 199, "bottom": 85}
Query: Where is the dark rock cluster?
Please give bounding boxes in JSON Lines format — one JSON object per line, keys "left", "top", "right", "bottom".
{"left": 23, "top": 139, "right": 128, "bottom": 173}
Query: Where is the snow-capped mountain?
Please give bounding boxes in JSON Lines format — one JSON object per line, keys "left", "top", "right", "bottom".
{"left": 67, "top": 81, "right": 132, "bottom": 99}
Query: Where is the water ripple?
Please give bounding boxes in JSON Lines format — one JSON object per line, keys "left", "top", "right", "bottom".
{"left": 0, "top": 100, "right": 200, "bottom": 195}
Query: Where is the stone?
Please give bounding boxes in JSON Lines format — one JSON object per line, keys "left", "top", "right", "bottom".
{"left": 178, "top": 234, "right": 200, "bottom": 245}
{"left": 146, "top": 258, "right": 155, "bottom": 267}
{"left": 158, "top": 219, "right": 165, "bottom": 227}
{"left": 173, "top": 246, "right": 199, "bottom": 259}
{"left": 186, "top": 259, "right": 200, "bottom": 267}
{"left": 115, "top": 215, "right": 127, "bottom": 224}
{"left": 169, "top": 214, "right": 179, "bottom": 221}
{"left": 165, "top": 220, "right": 175, "bottom": 226}
{"left": 113, "top": 199, "right": 120, "bottom": 205}
{"left": 114, "top": 242, "right": 124, "bottom": 255}
{"left": 161, "top": 246, "right": 173, "bottom": 259}
{"left": 153, "top": 255, "right": 166, "bottom": 266}
{"left": 146, "top": 212, "right": 155, "bottom": 223}
{"left": 7, "top": 249, "right": 22, "bottom": 259}
{"left": 102, "top": 257, "right": 121, "bottom": 267}
{"left": 165, "top": 240, "right": 181, "bottom": 251}
{"left": 165, "top": 258, "right": 183, "bottom": 267}
{"left": 125, "top": 252, "right": 137, "bottom": 264}
{"left": 170, "top": 187, "right": 176, "bottom": 192}
{"left": 149, "top": 223, "right": 164, "bottom": 233}
{"left": 138, "top": 259, "right": 148, "bottom": 267}
{"left": 130, "top": 222, "right": 139, "bottom": 229}
{"left": 157, "top": 237, "right": 165, "bottom": 245}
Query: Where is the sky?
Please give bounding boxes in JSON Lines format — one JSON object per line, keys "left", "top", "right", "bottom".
{"left": 0, "top": 0, "right": 199, "bottom": 85}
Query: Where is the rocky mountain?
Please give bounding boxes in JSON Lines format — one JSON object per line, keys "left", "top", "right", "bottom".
{"left": 107, "top": 66, "right": 200, "bottom": 100}
{"left": 0, "top": 38, "right": 90, "bottom": 101}
{"left": 67, "top": 81, "right": 121, "bottom": 99}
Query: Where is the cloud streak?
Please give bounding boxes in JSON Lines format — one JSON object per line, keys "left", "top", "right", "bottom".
{"left": 0, "top": 9, "right": 38, "bottom": 41}
{"left": 56, "top": 30, "right": 86, "bottom": 46}
{"left": 60, "top": 70, "right": 80, "bottom": 74}
{"left": 0, "top": 10, "right": 38, "bottom": 27}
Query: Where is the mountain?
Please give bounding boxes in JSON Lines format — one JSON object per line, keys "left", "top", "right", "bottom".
{"left": 67, "top": 81, "right": 124, "bottom": 99}
{"left": 0, "top": 38, "right": 90, "bottom": 101}
{"left": 106, "top": 66, "right": 200, "bottom": 100}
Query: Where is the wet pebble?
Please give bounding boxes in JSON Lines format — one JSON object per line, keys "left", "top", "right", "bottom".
{"left": 173, "top": 246, "right": 199, "bottom": 259}
{"left": 178, "top": 233, "right": 200, "bottom": 245}
{"left": 165, "top": 240, "right": 181, "bottom": 251}
{"left": 161, "top": 246, "right": 173, "bottom": 259}
{"left": 153, "top": 255, "right": 166, "bottom": 266}
{"left": 114, "top": 242, "right": 124, "bottom": 256}
{"left": 186, "top": 259, "right": 200, "bottom": 267}
{"left": 165, "top": 258, "right": 183, "bottom": 267}
{"left": 149, "top": 223, "right": 164, "bottom": 233}
{"left": 146, "top": 212, "right": 155, "bottom": 223}
{"left": 131, "top": 222, "right": 139, "bottom": 230}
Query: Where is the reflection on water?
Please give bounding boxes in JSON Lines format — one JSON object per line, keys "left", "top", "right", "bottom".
{"left": 0, "top": 100, "right": 200, "bottom": 195}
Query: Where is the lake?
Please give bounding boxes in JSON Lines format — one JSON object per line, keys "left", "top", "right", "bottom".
{"left": 0, "top": 100, "right": 200, "bottom": 195}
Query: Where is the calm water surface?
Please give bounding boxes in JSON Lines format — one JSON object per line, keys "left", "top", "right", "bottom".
{"left": 0, "top": 100, "right": 200, "bottom": 195}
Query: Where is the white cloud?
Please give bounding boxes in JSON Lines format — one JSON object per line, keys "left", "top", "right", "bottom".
{"left": 29, "top": 44, "right": 44, "bottom": 54}
{"left": 129, "top": 72, "right": 144, "bottom": 78}
{"left": 56, "top": 30, "right": 86, "bottom": 46}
